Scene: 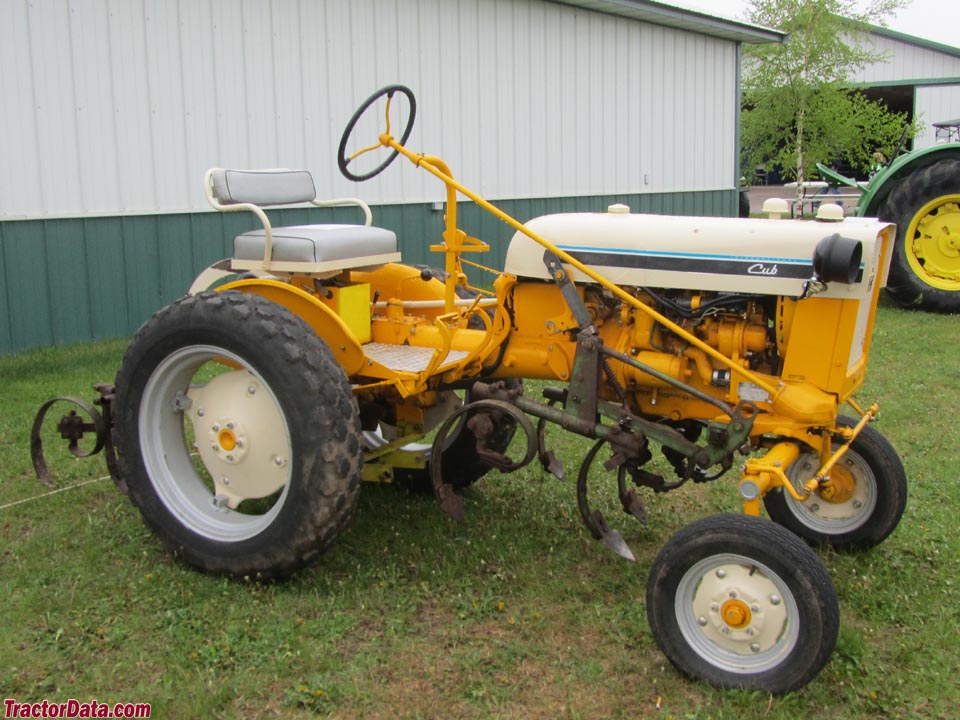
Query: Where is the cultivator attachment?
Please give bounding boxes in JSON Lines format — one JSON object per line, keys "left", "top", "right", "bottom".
{"left": 30, "top": 383, "right": 125, "bottom": 493}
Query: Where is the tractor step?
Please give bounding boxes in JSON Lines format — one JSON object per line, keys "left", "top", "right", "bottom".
{"left": 363, "top": 342, "right": 470, "bottom": 373}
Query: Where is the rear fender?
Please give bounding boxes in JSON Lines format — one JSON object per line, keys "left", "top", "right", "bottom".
{"left": 217, "top": 278, "right": 365, "bottom": 376}
{"left": 859, "top": 143, "right": 960, "bottom": 216}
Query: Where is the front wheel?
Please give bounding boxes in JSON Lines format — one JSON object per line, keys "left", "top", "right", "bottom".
{"left": 113, "top": 291, "right": 363, "bottom": 579}
{"left": 647, "top": 514, "right": 839, "bottom": 694}
{"left": 763, "top": 417, "right": 906, "bottom": 551}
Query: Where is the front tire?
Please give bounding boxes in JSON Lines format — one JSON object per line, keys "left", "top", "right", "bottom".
{"left": 879, "top": 158, "right": 960, "bottom": 313}
{"left": 763, "top": 417, "right": 906, "bottom": 551}
{"left": 647, "top": 514, "right": 839, "bottom": 694}
{"left": 113, "top": 291, "right": 362, "bottom": 579}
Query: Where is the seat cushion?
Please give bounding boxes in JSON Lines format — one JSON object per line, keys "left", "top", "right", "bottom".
{"left": 234, "top": 224, "right": 397, "bottom": 264}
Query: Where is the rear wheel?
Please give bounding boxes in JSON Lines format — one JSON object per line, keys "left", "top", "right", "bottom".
{"left": 647, "top": 514, "right": 838, "bottom": 694}
{"left": 113, "top": 291, "right": 362, "bottom": 579}
{"left": 763, "top": 417, "right": 906, "bottom": 551}
{"left": 879, "top": 158, "right": 960, "bottom": 313}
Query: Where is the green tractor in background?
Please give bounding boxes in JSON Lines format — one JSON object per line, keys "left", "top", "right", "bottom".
{"left": 818, "top": 119, "right": 960, "bottom": 314}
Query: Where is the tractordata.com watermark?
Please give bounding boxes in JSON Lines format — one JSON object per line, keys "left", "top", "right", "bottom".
{"left": 4, "top": 699, "right": 151, "bottom": 719}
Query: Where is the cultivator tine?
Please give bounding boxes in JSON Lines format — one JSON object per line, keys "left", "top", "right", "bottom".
{"left": 591, "top": 511, "right": 636, "bottom": 562}
{"left": 540, "top": 449, "right": 566, "bottom": 481}
{"left": 618, "top": 488, "right": 648, "bottom": 526}
{"left": 536, "top": 400, "right": 566, "bottom": 480}
{"left": 436, "top": 483, "right": 466, "bottom": 523}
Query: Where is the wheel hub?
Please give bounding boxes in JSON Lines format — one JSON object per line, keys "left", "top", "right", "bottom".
{"left": 908, "top": 196, "right": 960, "bottom": 288}
{"left": 819, "top": 463, "right": 856, "bottom": 504}
{"left": 690, "top": 561, "right": 789, "bottom": 656}
{"left": 720, "top": 598, "right": 752, "bottom": 629}
{"left": 186, "top": 369, "right": 291, "bottom": 508}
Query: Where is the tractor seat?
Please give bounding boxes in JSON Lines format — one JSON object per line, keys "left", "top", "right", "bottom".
{"left": 205, "top": 168, "right": 401, "bottom": 274}
{"left": 233, "top": 224, "right": 397, "bottom": 265}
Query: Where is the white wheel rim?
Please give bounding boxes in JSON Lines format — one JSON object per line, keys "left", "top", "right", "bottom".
{"left": 785, "top": 451, "right": 877, "bottom": 534}
{"left": 139, "top": 345, "right": 292, "bottom": 542}
{"left": 676, "top": 553, "right": 800, "bottom": 674}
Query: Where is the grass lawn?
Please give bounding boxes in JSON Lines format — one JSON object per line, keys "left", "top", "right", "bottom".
{"left": 1, "top": 300, "right": 958, "bottom": 719}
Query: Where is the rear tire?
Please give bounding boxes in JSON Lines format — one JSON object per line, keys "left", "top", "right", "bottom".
{"left": 647, "top": 514, "right": 839, "bottom": 694}
{"left": 878, "top": 158, "right": 960, "bottom": 313}
{"left": 113, "top": 291, "right": 362, "bottom": 579}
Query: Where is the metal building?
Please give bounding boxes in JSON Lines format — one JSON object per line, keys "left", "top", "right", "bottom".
{"left": 850, "top": 26, "right": 960, "bottom": 149}
{"left": 0, "top": 0, "right": 781, "bottom": 354}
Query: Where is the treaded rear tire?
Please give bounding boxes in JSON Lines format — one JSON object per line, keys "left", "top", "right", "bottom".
{"left": 113, "top": 291, "right": 362, "bottom": 580}
{"left": 878, "top": 158, "right": 960, "bottom": 313}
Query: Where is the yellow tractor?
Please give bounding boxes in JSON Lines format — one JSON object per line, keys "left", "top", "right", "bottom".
{"left": 40, "top": 87, "right": 907, "bottom": 694}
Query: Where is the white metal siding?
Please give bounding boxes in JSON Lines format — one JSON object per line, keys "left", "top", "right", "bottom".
{"left": 915, "top": 85, "right": 960, "bottom": 148}
{"left": 0, "top": 0, "right": 737, "bottom": 219}
{"left": 849, "top": 33, "right": 960, "bottom": 84}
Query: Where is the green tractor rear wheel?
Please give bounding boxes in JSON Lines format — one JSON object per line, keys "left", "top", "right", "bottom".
{"left": 879, "top": 158, "right": 960, "bottom": 313}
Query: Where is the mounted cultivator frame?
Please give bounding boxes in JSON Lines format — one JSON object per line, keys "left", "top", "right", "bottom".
{"left": 34, "top": 86, "right": 907, "bottom": 694}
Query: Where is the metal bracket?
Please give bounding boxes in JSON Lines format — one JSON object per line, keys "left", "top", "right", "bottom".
{"left": 31, "top": 383, "right": 125, "bottom": 493}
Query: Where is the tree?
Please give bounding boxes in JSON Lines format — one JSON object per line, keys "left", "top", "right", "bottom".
{"left": 741, "top": 0, "right": 912, "bottom": 199}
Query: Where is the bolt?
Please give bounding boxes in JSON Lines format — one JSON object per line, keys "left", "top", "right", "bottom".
{"left": 716, "top": 569, "right": 727, "bottom": 578}
{"left": 197, "top": 408, "right": 205, "bottom": 417}
{"left": 236, "top": 440, "right": 244, "bottom": 449}
{"left": 811, "top": 503, "right": 820, "bottom": 512}
{"left": 746, "top": 628, "right": 754, "bottom": 636}
{"left": 710, "top": 603, "right": 719, "bottom": 612}
{"left": 729, "top": 591, "right": 738, "bottom": 599}
{"left": 248, "top": 385, "right": 257, "bottom": 395}
{"left": 751, "top": 643, "right": 761, "bottom": 653}
{"left": 222, "top": 477, "right": 231, "bottom": 486}
{"left": 273, "top": 456, "right": 285, "bottom": 467}
{"left": 698, "top": 617, "right": 708, "bottom": 627}
{"left": 226, "top": 454, "right": 234, "bottom": 462}
{"left": 211, "top": 444, "right": 219, "bottom": 452}
{"left": 853, "top": 499, "right": 862, "bottom": 509}
{"left": 721, "top": 627, "right": 730, "bottom": 635}
{"left": 212, "top": 424, "right": 220, "bottom": 432}
{"left": 226, "top": 422, "right": 234, "bottom": 430}
{"left": 751, "top": 605, "right": 760, "bottom": 614}
{"left": 769, "top": 595, "right": 781, "bottom": 606}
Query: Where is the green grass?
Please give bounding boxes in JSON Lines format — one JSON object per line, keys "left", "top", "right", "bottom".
{"left": 1, "top": 301, "right": 958, "bottom": 718}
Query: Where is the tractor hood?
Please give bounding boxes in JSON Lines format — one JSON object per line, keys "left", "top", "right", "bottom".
{"left": 504, "top": 210, "right": 894, "bottom": 300}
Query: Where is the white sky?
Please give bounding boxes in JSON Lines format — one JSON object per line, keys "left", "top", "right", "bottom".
{"left": 668, "top": 0, "right": 960, "bottom": 49}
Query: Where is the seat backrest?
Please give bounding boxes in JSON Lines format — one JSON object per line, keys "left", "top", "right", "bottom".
{"left": 209, "top": 169, "right": 316, "bottom": 206}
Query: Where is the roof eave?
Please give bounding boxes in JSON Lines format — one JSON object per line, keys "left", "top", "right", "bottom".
{"left": 550, "top": 0, "right": 786, "bottom": 44}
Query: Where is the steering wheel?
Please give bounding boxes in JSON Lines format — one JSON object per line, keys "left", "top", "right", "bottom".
{"left": 338, "top": 85, "right": 417, "bottom": 182}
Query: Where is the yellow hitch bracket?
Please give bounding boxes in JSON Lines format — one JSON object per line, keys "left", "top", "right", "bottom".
{"left": 815, "top": 403, "right": 879, "bottom": 485}
{"left": 363, "top": 431, "right": 427, "bottom": 465}
{"left": 740, "top": 442, "right": 804, "bottom": 514}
